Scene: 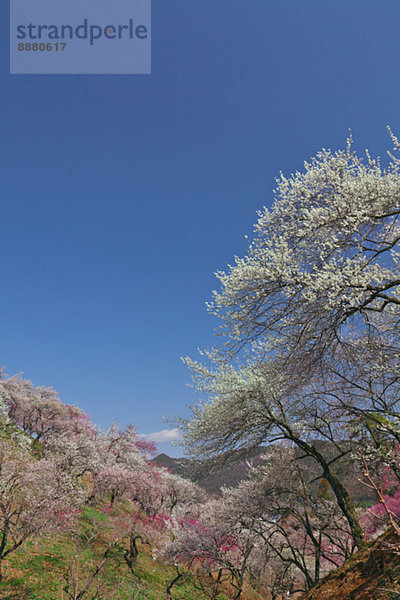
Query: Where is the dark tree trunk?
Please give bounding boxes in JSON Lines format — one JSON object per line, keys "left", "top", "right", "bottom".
{"left": 286, "top": 429, "right": 366, "bottom": 549}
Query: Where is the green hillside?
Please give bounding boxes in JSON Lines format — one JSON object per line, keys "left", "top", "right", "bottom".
{"left": 0, "top": 515, "right": 264, "bottom": 600}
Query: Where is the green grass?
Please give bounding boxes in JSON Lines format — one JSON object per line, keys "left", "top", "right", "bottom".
{"left": 0, "top": 504, "right": 268, "bottom": 600}
{"left": 0, "top": 517, "right": 232, "bottom": 600}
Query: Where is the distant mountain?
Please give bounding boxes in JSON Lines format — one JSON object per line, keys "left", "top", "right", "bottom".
{"left": 154, "top": 447, "right": 269, "bottom": 493}
{"left": 153, "top": 443, "right": 376, "bottom": 503}
{"left": 152, "top": 453, "right": 187, "bottom": 477}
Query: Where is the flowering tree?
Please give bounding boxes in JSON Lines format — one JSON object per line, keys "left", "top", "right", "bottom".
{"left": 118, "top": 509, "right": 171, "bottom": 575}
{"left": 180, "top": 355, "right": 366, "bottom": 548}
{"left": 91, "top": 424, "right": 159, "bottom": 510}
{"left": 359, "top": 454, "right": 400, "bottom": 539}
{"left": 180, "top": 132, "right": 400, "bottom": 550}
{"left": 157, "top": 484, "right": 266, "bottom": 600}
{"left": 87, "top": 427, "right": 206, "bottom": 576}
{"left": 249, "top": 447, "right": 356, "bottom": 591}
{"left": 158, "top": 446, "right": 355, "bottom": 598}
{"left": 0, "top": 375, "right": 90, "bottom": 447}
{"left": 0, "top": 372, "right": 218, "bottom": 595}
{"left": 208, "top": 131, "right": 400, "bottom": 362}
{"left": 63, "top": 508, "right": 122, "bottom": 600}
{"left": 0, "top": 441, "right": 83, "bottom": 581}
{"left": 158, "top": 515, "right": 236, "bottom": 599}
{"left": 157, "top": 469, "right": 206, "bottom": 515}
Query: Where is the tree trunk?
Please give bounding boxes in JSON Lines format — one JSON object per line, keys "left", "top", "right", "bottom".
{"left": 166, "top": 570, "right": 183, "bottom": 599}
{"left": 324, "top": 464, "right": 366, "bottom": 548}
{"left": 286, "top": 430, "right": 366, "bottom": 548}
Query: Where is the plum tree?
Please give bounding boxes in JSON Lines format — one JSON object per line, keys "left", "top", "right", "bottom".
{"left": 0, "top": 441, "right": 83, "bottom": 580}
{"left": 180, "top": 131, "right": 400, "bottom": 550}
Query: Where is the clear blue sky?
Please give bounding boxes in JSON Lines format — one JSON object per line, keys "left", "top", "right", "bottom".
{"left": 1, "top": 0, "right": 400, "bottom": 455}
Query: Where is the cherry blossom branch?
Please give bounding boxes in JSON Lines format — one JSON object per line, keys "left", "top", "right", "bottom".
{"left": 359, "top": 454, "right": 400, "bottom": 538}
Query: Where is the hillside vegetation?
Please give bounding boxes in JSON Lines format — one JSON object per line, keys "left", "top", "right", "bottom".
{"left": 0, "top": 375, "right": 267, "bottom": 600}
{"left": 303, "top": 528, "right": 400, "bottom": 600}
{"left": 175, "top": 133, "right": 400, "bottom": 598}
{"left": 0, "top": 516, "right": 261, "bottom": 600}
{"left": 2, "top": 135, "right": 400, "bottom": 599}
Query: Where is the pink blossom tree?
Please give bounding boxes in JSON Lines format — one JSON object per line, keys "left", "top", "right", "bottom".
{"left": 0, "top": 375, "right": 90, "bottom": 446}
{"left": 0, "top": 441, "right": 83, "bottom": 581}
{"left": 90, "top": 424, "right": 160, "bottom": 509}
{"left": 360, "top": 455, "right": 400, "bottom": 539}
{"left": 157, "top": 493, "right": 260, "bottom": 600}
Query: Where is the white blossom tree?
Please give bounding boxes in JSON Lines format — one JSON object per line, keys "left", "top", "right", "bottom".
{"left": 180, "top": 131, "right": 400, "bottom": 551}
{"left": 208, "top": 131, "right": 400, "bottom": 363}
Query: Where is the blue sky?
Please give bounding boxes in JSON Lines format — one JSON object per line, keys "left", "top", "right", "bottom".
{"left": 1, "top": 0, "right": 400, "bottom": 456}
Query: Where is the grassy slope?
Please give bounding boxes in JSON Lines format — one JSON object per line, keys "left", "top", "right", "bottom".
{"left": 0, "top": 511, "right": 264, "bottom": 600}
{"left": 4, "top": 526, "right": 400, "bottom": 600}
{"left": 303, "top": 528, "right": 400, "bottom": 600}
{"left": 0, "top": 533, "right": 209, "bottom": 600}
{"left": 0, "top": 426, "right": 264, "bottom": 600}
